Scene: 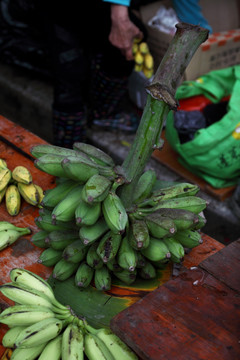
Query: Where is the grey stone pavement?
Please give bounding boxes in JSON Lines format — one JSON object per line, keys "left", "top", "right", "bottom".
{"left": 0, "top": 62, "right": 239, "bottom": 245}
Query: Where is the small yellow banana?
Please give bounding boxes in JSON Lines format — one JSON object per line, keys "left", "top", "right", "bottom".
{"left": 0, "top": 168, "right": 12, "bottom": 192}
{"left": 134, "top": 51, "right": 144, "bottom": 65}
{"left": 134, "top": 64, "right": 143, "bottom": 72}
{"left": 5, "top": 184, "right": 21, "bottom": 216}
{"left": 12, "top": 165, "right": 32, "bottom": 184}
{"left": 132, "top": 42, "right": 139, "bottom": 55}
{"left": 143, "top": 67, "right": 154, "bottom": 79}
{"left": 0, "top": 159, "right": 7, "bottom": 170}
{"left": 144, "top": 53, "right": 154, "bottom": 70}
{"left": 18, "top": 182, "right": 39, "bottom": 206}
{"left": 139, "top": 41, "right": 149, "bottom": 54}
{"left": 34, "top": 184, "right": 44, "bottom": 206}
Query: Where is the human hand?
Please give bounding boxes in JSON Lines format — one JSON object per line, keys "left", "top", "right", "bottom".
{"left": 109, "top": 4, "right": 143, "bottom": 60}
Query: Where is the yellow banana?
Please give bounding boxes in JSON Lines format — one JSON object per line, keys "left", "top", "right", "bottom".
{"left": 5, "top": 184, "right": 21, "bottom": 216}
{"left": 18, "top": 182, "right": 39, "bottom": 206}
{"left": 35, "top": 184, "right": 45, "bottom": 205}
{"left": 134, "top": 51, "right": 144, "bottom": 65}
{"left": 144, "top": 53, "right": 154, "bottom": 70}
{"left": 139, "top": 41, "right": 149, "bottom": 54}
{"left": 0, "top": 158, "right": 7, "bottom": 170}
{"left": 0, "top": 186, "right": 7, "bottom": 204}
{"left": 12, "top": 165, "right": 32, "bottom": 184}
{"left": 0, "top": 168, "right": 12, "bottom": 191}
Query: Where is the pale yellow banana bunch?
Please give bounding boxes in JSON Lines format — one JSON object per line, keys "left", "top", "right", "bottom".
{"left": 132, "top": 39, "right": 154, "bottom": 79}
{"left": 0, "top": 158, "right": 45, "bottom": 216}
{"left": 0, "top": 268, "right": 138, "bottom": 360}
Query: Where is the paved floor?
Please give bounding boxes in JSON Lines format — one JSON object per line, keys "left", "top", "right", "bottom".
{"left": 0, "top": 62, "right": 239, "bottom": 245}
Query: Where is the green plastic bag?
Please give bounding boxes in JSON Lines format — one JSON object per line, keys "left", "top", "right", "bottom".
{"left": 165, "top": 65, "right": 240, "bottom": 188}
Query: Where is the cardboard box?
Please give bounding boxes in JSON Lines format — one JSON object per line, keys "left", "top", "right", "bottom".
{"left": 139, "top": 0, "right": 240, "bottom": 80}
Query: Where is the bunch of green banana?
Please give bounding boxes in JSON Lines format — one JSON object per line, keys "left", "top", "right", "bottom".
{"left": 132, "top": 39, "right": 154, "bottom": 78}
{"left": 0, "top": 158, "right": 45, "bottom": 215}
{"left": 30, "top": 142, "right": 207, "bottom": 288}
{"left": 0, "top": 221, "right": 31, "bottom": 251}
{"left": 0, "top": 268, "right": 138, "bottom": 360}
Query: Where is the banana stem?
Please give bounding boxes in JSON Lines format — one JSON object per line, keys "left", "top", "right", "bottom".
{"left": 119, "top": 23, "right": 208, "bottom": 208}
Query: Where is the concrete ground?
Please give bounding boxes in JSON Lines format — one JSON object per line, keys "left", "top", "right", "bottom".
{"left": 0, "top": 62, "right": 239, "bottom": 245}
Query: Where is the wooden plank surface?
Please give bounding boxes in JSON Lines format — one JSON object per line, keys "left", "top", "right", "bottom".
{"left": 199, "top": 238, "right": 240, "bottom": 293}
{"left": 152, "top": 131, "right": 236, "bottom": 201}
{"left": 111, "top": 264, "right": 240, "bottom": 360}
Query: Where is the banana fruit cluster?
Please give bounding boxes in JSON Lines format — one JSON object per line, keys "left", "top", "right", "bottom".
{"left": 30, "top": 142, "right": 207, "bottom": 289}
{"left": 0, "top": 268, "right": 138, "bottom": 360}
{"left": 132, "top": 40, "right": 154, "bottom": 79}
{"left": 0, "top": 221, "right": 31, "bottom": 251}
{"left": 0, "top": 159, "right": 44, "bottom": 216}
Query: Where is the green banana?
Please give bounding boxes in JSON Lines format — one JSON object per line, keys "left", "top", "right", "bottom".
{"left": 94, "top": 265, "right": 111, "bottom": 291}
{"left": 0, "top": 283, "right": 56, "bottom": 309}
{"left": 172, "top": 229, "right": 203, "bottom": 248}
{"left": 128, "top": 220, "right": 150, "bottom": 250}
{"left": 15, "top": 317, "right": 63, "bottom": 348}
{"left": 75, "top": 199, "right": 101, "bottom": 226}
{"left": 106, "top": 257, "right": 122, "bottom": 272}
{"left": 62, "top": 239, "right": 89, "bottom": 263}
{"left": 12, "top": 166, "right": 32, "bottom": 184}
{"left": 113, "top": 268, "right": 137, "bottom": 285}
{"left": 10, "top": 343, "right": 47, "bottom": 360}
{"left": 141, "top": 237, "right": 171, "bottom": 262}
{"left": 102, "top": 189, "right": 128, "bottom": 234}
{"left": 18, "top": 182, "right": 40, "bottom": 206}
{"left": 91, "top": 327, "right": 138, "bottom": 360}
{"left": 140, "top": 182, "right": 200, "bottom": 207}
{"left": 154, "top": 208, "right": 200, "bottom": 231}
{"left": 38, "top": 334, "right": 62, "bottom": 360}
{"left": 46, "top": 229, "right": 79, "bottom": 250}
{"left": 62, "top": 323, "right": 84, "bottom": 360}
{"left": 61, "top": 155, "right": 100, "bottom": 182}
{"left": 35, "top": 214, "right": 77, "bottom": 232}
{"left": 38, "top": 248, "right": 63, "bottom": 267}
{"left": 0, "top": 168, "right": 11, "bottom": 191}
{"left": 79, "top": 218, "right": 109, "bottom": 245}
{"left": 2, "top": 326, "right": 26, "bottom": 348}
{"left": 0, "top": 304, "right": 55, "bottom": 327}
{"left": 0, "top": 228, "right": 31, "bottom": 251}
{"left": 0, "top": 221, "right": 30, "bottom": 233}
{"left": 31, "top": 230, "right": 50, "bottom": 248}
{"left": 75, "top": 261, "right": 94, "bottom": 288}
{"left": 81, "top": 174, "right": 112, "bottom": 204}
{"left": 86, "top": 242, "right": 104, "bottom": 269}
{"left": 30, "top": 143, "right": 87, "bottom": 158}
{"left": 96, "top": 230, "right": 122, "bottom": 263}
{"left": 41, "top": 179, "right": 80, "bottom": 209}
{"left": 73, "top": 142, "right": 115, "bottom": 167}
{"left": 194, "top": 213, "right": 207, "bottom": 230}
{"left": 51, "top": 184, "right": 83, "bottom": 222}
{"left": 136, "top": 251, "right": 147, "bottom": 268}
{"left": 145, "top": 213, "right": 177, "bottom": 239}
{"left": 132, "top": 169, "right": 157, "bottom": 203}
{"left": 150, "top": 196, "right": 207, "bottom": 215}
{"left": 84, "top": 332, "right": 114, "bottom": 360}
{"left": 52, "top": 258, "right": 79, "bottom": 281}
{"left": 34, "top": 154, "right": 70, "bottom": 178}
{"left": 163, "top": 237, "right": 185, "bottom": 263}
{"left": 139, "top": 261, "right": 157, "bottom": 279}
{"left": 117, "top": 235, "right": 138, "bottom": 272}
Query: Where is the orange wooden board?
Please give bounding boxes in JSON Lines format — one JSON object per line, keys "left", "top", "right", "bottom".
{"left": 152, "top": 131, "right": 236, "bottom": 201}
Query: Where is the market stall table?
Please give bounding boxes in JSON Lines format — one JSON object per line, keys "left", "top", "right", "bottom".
{"left": 0, "top": 116, "right": 227, "bottom": 359}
